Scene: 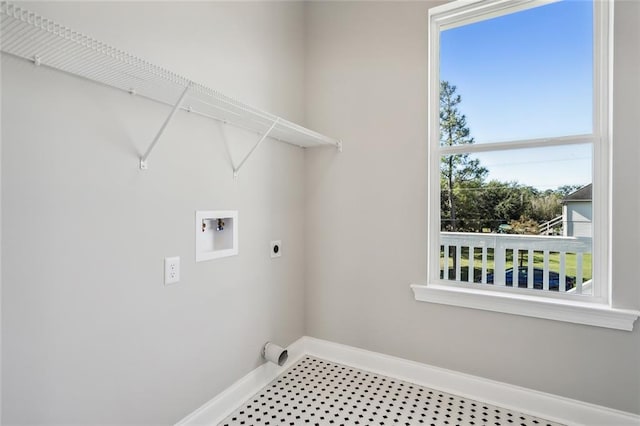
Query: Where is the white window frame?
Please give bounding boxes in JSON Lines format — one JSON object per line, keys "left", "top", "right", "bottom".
{"left": 411, "top": 0, "right": 640, "bottom": 331}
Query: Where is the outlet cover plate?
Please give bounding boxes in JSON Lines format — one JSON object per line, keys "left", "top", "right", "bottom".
{"left": 165, "top": 256, "right": 180, "bottom": 285}
{"left": 271, "top": 240, "right": 282, "bottom": 258}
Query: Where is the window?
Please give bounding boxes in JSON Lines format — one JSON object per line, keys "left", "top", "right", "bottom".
{"left": 412, "top": 0, "right": 638, "bottom": 330}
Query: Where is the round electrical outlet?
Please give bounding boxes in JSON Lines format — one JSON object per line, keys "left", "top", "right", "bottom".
{"left": 271, "top": 240, "right": 282, "bottom": 258}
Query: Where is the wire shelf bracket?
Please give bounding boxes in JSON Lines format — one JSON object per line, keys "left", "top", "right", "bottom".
{"left": 230, "top": 117, "right": 280, "bottom": 178}
{"left": 0, "top": 1, "right": 342, "bottom": 174}
{"left": 140, "top": 82, "right": 192, "bottom": 170}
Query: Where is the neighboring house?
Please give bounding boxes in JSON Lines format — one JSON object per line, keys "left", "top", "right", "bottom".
{"left": 562, "top": 184, "right": 592, "bottom": 238}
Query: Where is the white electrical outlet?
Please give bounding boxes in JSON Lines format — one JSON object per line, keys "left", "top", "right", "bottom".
{"left": 271, "top": 240, "right": 282, "bottom": 258}
{"left": 164, "top": 256, "right": 180, "bottom": 285}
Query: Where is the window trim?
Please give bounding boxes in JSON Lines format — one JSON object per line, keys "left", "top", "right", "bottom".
{"left": 411, "top": 283, "right": 639, "bottom": 331}
{"left": 415, "top": 0, "right": 640, "bottom": 330}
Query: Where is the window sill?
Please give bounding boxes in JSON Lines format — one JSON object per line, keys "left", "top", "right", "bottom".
{"left": 410, "top": 283, "right": 640, "bottom": 331}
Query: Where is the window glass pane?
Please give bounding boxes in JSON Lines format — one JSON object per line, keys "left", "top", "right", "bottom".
{"left": 440, "top": 0, "right": 593, "bottom": 143}
{"left": 440, "top": 144, "right": 591, "bottom": 232}
{"left": 439, "top": 243, "right": 592, "bottom": 294}
{"left": 439, "top": 144, "right": 592, "bottom": 294}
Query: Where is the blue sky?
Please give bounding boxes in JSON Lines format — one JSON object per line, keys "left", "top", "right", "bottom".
{"left": 440, "top": 0, "right": 593, "bottom": 190}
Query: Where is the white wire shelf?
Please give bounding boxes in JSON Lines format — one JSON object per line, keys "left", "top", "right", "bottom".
{"left": 0, "top": 1, "right": 342, "bottom": 172}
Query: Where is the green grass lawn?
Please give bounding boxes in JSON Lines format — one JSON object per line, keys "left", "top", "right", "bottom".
{"left": 440, "top": 248, "right": 592, "bottom": 283}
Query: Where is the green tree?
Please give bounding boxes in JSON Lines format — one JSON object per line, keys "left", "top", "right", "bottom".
{"left": 440, "top": 81, "right": 487, "bottom": 231}
{"left": 508, "top": 216, "right": 540, "bottom": 235}
{"left": 556, "top": 184, "right": 583, "bottom": 197}
{"left": 452, "top": 179, "right": 485, "bottom": 231}
{"left": 475, "top": 181, "right": 535, "bottom": 231}
{"left": 528, "top": 192, "right": 562, "bottom": 223}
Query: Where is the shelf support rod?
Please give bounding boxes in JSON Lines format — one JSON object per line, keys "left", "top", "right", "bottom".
{"left": 140, "top": 82, "right": 192, "bottom": 170}
{"left": 233, "top": 117, "right": 280, "bottom": 178}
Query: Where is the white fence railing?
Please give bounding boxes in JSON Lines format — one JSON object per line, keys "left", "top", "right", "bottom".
{"left": 440, "top": 232, "right": 592, "bottom": 294}
{"left": 538, "top": 215, "right": 563, "bottom": 235}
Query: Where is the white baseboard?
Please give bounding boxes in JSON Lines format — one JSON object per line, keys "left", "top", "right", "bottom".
{"left": 177, "top": 336, "right": 640, "bottom": 426}
{"left": 301, "top": 336, "right": 640, "bottom": 426}
{"left": 175, "top": 338, "right": 307, "bottom": 426}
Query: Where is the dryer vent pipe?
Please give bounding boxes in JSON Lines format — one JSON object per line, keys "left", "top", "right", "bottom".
{"left": 262, "top": 342, "right": 288, "bottom": 366}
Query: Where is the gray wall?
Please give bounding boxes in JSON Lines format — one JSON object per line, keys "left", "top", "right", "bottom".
{"left": 304, "top": 0, "right": 640, "bottom": 415}
{"left": 2, "top": 2, "right": 307, "bottom": 424}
